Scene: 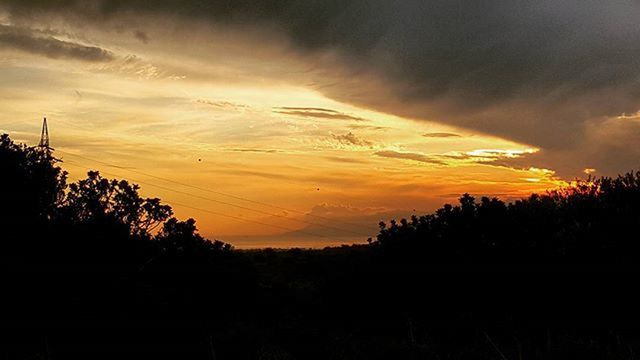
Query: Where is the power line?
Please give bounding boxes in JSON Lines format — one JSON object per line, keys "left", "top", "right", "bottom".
{"left": 133, "top": 179, "right": 367, "bottom": 236}
{"left": 63, "top": 157, "right": 369, "bottom": 237}
{"left": 54, "top": 118, "right": 219, "bottom": 152}
{"left": 43, "top": 118, "right": 368, "bottom": 229}
{"left": 169, "top": 201, "right": 331, "bottom": 240}
{"left": 63, "top": 160, "right": 332, "bottom": 239}
{"left": 56, "top": 149, "right": 368, "bottom": 230}
{"left": 46, "top": 121, "right": 370, "bottom": 229}
{"left": 4, "top": 121, "right": 372, "bottom": 233}
{"left": 0, "top": 120, "right": 39, "bottom": 130}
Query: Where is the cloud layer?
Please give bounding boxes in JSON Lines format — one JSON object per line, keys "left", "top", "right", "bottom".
{"left": 0, "top": 24, "right": 113, "bottom": 62}
{"left": 2, "top": 0, "right": 640, "bottom": 176}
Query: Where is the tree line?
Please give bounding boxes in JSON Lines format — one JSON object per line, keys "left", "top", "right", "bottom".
{"left": 0, "top": 133, "right": 232, "bottom": 268}
{"left": 372, "top": 174, "right": 640, "bottom": 265}
{"left": 6, "top": 130, "right": 640, "bottom": 266}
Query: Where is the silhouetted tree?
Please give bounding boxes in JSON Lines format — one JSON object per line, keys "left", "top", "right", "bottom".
{"left": 62, "top": 170, "right": 173, "bottom": 238}
{"left": 0, "top": 134, "right": 66, "bottom": 229}
{"left": 0, "top": 134, "right": 67, "bottom": 265}
{"left": 0, "top": 133, "right": 226, "bottom": 267}
{"left": 157, "top": 217, "right": 232, "bottom": 264}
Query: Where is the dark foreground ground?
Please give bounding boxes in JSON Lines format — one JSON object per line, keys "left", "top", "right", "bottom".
{"left": 4, "top": 245, "right": 640, "bottom": 360}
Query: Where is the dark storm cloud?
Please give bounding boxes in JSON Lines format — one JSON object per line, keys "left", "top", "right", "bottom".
{"left": 3, "top": 0, "right": 640, "bottom": 176}
{"left": 0, "top": 24, "right": 113, "bottom": 62}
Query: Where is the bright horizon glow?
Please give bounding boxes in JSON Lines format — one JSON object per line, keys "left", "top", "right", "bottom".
{"left": 0, "top": 13, "right": 568, "bottom": 248}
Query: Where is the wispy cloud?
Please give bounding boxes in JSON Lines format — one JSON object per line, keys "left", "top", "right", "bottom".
{"left": 92, "top": 54, "right": 182, "bottom": 80}
{"left": 617, "top": 111, "right": 640, "bottom": 120}
{"left": 374, "top": 148, "right": 539, "bottom": 168}
{"left": 324, "top": 156, "right": 369, "bottom": 164}
{"left": 0, "top": 24, "right": 113, "bottom": 62}
{"left": 133, "top": 30, "right": 150, "bottom": 44}
{"left": 274, "top": 107, "right": 366, "bottom": 122}
{"left": 225, "top": 148, "right": 280, "bottom": 154}
{"left": 374, "top": 150, "right": 446, "bottom": 165}
{"left": 422, "top": 132, "right": 461, "bottom": 138}
{"left": 330, "top": 132, "right": 373, "bottom": 147}
{"left": 197, "top": 99, "right": 249, "bottom": 111}
{"left": 465, "top": 149, "right": 538, "bottom": 159}
{"left": 347, "top": 124, "right": 389, "bottom": 131}
{"left": 439, "top": 148, "right": 538, "bottom": 161}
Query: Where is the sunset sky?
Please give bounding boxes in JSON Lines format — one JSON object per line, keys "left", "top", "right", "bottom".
{"left": 1, "top": 1, "right": 639, "bottom": 247}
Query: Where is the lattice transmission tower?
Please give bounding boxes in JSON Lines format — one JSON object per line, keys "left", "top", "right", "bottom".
{"left": 38, "top": 117, "right": 52, "bottom": 151}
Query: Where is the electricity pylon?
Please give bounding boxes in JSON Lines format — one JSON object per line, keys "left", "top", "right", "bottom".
{"left": 38, "top": 117, "right": 52, "bottom": 151}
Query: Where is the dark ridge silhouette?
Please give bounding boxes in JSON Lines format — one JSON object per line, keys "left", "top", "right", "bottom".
{"left": 3, "top": 132, "right": 640, "bottom": 359}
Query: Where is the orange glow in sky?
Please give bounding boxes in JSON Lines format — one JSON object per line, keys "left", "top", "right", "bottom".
{"left": 0, "top": 12, "right": 567, "bottom": 247}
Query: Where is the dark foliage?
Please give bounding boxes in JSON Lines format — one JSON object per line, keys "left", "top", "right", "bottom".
{"left": 0, "top": 134, "right": 66, "bottom": 250}
{"left": 63, "top": 170, "right": 173, "bottom": 238}
{"left": 373, "top": 176, "right": 640, "bottom": 264}
{"left": 1, "top": 134, "right": 245, "bottom": 359}
{"left": 0, "top": 134, "right": 231, "bottom": 263}
{"left": 3, "top": 133, "right": 640, "bottom": 359}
